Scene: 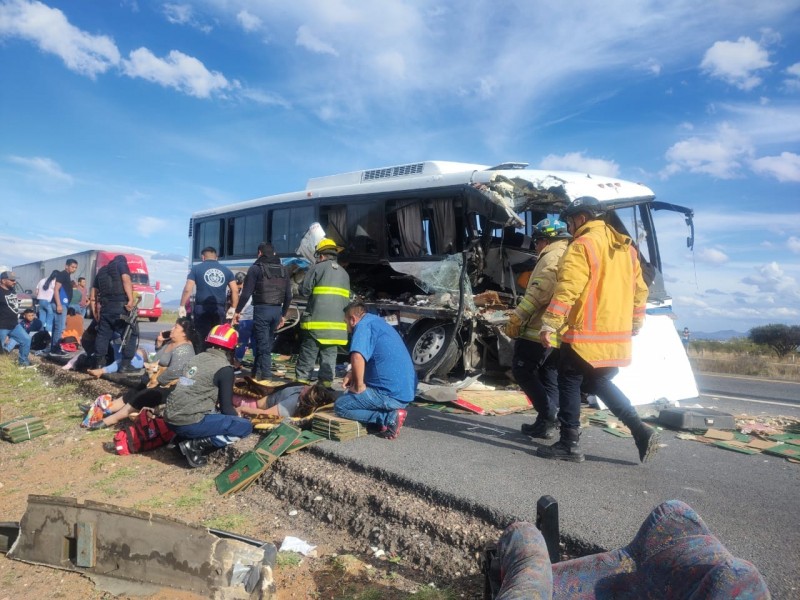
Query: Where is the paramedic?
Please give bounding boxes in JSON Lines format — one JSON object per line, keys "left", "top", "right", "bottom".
{"left": 165, "top": 324, "right": 253, "bottom": 468}
{"left": 179, "top": 246, "right": 238, "bottom": 344}
{"left": 538, "top": 197, "right": 659, "bottom": 464}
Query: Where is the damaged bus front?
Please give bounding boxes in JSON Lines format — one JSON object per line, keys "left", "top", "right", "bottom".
{"left": 189, "top": 160, "right": 698, "bottom": 406}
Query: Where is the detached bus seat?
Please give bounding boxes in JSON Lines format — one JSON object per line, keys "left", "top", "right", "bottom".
{"left": 492, "top": 500, "right": 769, "bottom": 600}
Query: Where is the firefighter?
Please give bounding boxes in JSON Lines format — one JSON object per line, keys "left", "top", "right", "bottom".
{"left": 294, "top": 238, "right": 350, "bottom": 386}
{"left": 505, "top": 218, "right": 571, "bottom": 440}
{"left": 537, "top": 196, "right": 658, "bottom": 464}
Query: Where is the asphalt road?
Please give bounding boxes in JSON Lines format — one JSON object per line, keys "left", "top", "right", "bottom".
{"left": 308, "top": 376, "right": 800, "bottom": 598}
{"left": 125, "top": 328, "right": 800, "bottom": 595}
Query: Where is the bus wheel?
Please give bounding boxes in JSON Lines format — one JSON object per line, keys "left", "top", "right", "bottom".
{"left": 405, "top": 322, "right": 460, "bottom": 380}
{"left": 148, "top": 317, "right": 159, "bottom": 322}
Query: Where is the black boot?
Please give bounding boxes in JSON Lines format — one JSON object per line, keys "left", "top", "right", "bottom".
{"left": 629, "top": 421, "right": 661, "bottom": 463}
{"left": 536, "top": 427, "right": 585, "bottom": 462}
{"left": 179, "top": 437, "right": 215, "bottom": 468}
{"left": 521, "top": 417, "right": 559, "bottom": 440}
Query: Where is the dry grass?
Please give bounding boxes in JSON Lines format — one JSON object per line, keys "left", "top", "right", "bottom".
{"left": 689, "top": 351, "right": 800, "bottom": 381}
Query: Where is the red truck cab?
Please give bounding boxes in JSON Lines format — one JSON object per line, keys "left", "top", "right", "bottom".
{"left": 96, "top": 252, "right": 162, "bottom": 322}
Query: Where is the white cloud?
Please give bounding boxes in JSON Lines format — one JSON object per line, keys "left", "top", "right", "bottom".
{"left": 640, "top": 58, "right": 661, "bottom": 76}
{"left": 162, "top": 3, "right": 211, "bottom": 33}
{"left": 7, "top": 155, "right": 73, "bottom": 184}
{"left": 238, "top": 87, "right": 291, "bottom": 108}
{"left": 538, "top": 152, "right": 620, "bottom": 177}
{"left": 372, "top": 51, "right": 407, "bottom": 80}
{"left": 700, "top": 36, "right": 771, "bottom": 90}
{"left": 785, "top": 62, "right": 800, "bottom": 91}
{"left": 741, "top": 261, "right": 798, "bottom": 295}
{"left": 750, "top": 151, "right": 800, "bottom": 182}
{"left": 696, "top": 247, "right": 729, "bottom": 264}
{"left": 136, "top": 216, "right": 168, "bottom": 237}
{"left": 236, "top": 9, "right": 262, "bottom": 33}
{"left": 0, "top": 0, "right": 120, "bottom": 78}
{"left": 787, "top": 237, "right": 800, "bottom": 254}
{"left": 661, "top": 122, "right": 752, "bottom": 178}
{"left": 296, "top": 25, "right": 338, "bottom": 56}
{"left": 122, "top": 48, "right": 233, "bottom": 98}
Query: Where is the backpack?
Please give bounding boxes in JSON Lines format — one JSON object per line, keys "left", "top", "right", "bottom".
{"left": 30, "top": 330, "right": 51, "bottom": 351}
{"left": 114, "top": 409, "right": 175, "bottom": 455}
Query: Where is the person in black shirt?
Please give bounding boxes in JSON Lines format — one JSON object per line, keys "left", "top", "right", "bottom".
{"left": 90, "top": 255, "right": 136, "bottom": 370}
{"left": 233, "top": 242, "right": 292, "bottom": 380}
{"left": 48, "top": 258, "right": 78, "bottom": 354}
{"left": 0, "top": 271, "right": 32, "bottom": 367}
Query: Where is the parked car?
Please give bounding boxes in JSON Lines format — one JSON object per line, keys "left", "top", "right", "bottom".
{"left": 13, "top": 282, "right": 34, "bottom": 313}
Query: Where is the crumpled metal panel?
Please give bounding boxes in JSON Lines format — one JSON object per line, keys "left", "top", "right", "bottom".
{"left": 8, "top": 495, "right": 274, "bottom": 599}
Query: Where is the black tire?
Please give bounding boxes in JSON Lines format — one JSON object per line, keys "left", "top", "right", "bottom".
{"left": 148, "top": 317, "right": 159, "bottom": 323}
{"left": 405, "top": 321, "right": 460, "bottom": 380}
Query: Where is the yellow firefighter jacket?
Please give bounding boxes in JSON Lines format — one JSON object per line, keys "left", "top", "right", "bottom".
{"left": 512, "top": 239, "right": 569, "bottom": 343}
{"left": 542, "top": 220, "right": 648, "bottom": 367}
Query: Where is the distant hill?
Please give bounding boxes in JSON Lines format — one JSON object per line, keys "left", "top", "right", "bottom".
{"left": 691, "top": 330, "right": 747, "bottom": 341}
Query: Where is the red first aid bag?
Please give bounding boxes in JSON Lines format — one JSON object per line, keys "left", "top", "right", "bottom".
{"left": 114, "top": 409, "right": 175, "bottom": 455}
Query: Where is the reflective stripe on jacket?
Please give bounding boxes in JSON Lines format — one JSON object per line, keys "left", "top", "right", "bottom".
{"left": 542, "top": 220, "right": 649, "bottom": 367}
{"left": 299, "top": 259, "right": 350, "bottom": 345}
{"left": 513, "top": 239, "right": 569, "bottom": 343}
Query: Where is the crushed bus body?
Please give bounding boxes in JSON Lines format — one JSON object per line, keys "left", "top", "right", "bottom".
{"left": 190, "top": 160, "right": 698, "bottom": 406}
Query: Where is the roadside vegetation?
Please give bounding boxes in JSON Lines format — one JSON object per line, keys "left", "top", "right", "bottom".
{"left": 0, "top": 355, "right": 475, "bottom": 599}
{"left": 687, "top": 323, "right": 800, "bottom": 381}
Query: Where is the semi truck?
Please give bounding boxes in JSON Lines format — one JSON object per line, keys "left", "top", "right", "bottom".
{"left": 13, "top": 250, "right": 163, "bottom": 321}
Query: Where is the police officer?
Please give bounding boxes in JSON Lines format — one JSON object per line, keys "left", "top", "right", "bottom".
{"left": 91, "top": 255, "right": 137, "bottom": 371}
{"left": 233, "top": 242, "right": 292, "bottom": 380}
{"left": 294, "top": 238, "right": 350, "bottom": 386}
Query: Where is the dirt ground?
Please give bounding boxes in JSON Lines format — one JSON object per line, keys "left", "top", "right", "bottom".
{"left": 0, "top": 356, "right": 484, "bottom": 600}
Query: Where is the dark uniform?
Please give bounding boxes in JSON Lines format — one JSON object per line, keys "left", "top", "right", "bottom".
{"left": 236, "top": 255, "right": 292, "bottom": 379}
{"left": 92, "top": 255, "right": 136, "bottom": 369}
{"left": 294, "top": 256, "right": 350, "bottom": 385}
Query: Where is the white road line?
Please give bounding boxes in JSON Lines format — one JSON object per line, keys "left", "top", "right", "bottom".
{"left": 702, "top": 393, "right": 799, "bottom": 409}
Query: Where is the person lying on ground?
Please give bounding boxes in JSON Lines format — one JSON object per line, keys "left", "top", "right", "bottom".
{"left": 234, "top": 381, "right": 335, "bottom": 418}
{"left": 165, "top": 324, "right": 253, "bottom": 468}
{"left": 84, "top": 318, "right": 197, "bottom": 430}
{"left": 84, "top": 347, "right": 146, "bottom": 377}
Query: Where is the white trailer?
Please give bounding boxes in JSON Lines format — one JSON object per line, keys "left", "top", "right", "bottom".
{"left": 13, "top": 250, "right": 163, "bottom": 321}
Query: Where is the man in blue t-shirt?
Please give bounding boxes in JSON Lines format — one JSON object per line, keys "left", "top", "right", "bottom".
{"left": 179, "top": 247, "right": 238, "bottom": 344}
{"left": 334, "top": 302, "right": 417, "bottom": 439}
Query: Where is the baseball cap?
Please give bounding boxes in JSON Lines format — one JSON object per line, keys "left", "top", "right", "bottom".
{"left": 0, "top": 271, "right": 17, "bottom": 281}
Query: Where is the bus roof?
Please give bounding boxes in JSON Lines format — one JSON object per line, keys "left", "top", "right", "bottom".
{"left": 191, "top": 160, "right": 656, "bottom": 218}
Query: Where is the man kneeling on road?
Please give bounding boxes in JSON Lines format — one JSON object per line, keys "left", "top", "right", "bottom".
{"left": 334, "top": 302, "right": 416, "bottom": 439}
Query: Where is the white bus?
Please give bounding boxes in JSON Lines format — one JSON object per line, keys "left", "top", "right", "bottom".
{"left": 189, "top": 160, "right": 698, "bottom": 406}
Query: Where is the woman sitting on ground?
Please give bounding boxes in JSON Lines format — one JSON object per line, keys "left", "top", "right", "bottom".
{"left": 86, "top": 318, "right": 198, "bottom": 430}
{"left": 234, "top": 382, "right": 335, "bottom": 418}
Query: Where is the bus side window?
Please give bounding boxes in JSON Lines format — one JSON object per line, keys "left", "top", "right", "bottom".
{"left": 270, "top": 205, "right": 315, "bottom": 255}
{"left": 347, "top": 202, "right": 382, "bottom": 256}
{"left": 194, "top": 219, "right": 222, "bottom": 260}
{"left": 387, "top": 200, "right": 425, "bottom": 257}
{"left": 320, "top": 205, "right": 347, "bottom": 248}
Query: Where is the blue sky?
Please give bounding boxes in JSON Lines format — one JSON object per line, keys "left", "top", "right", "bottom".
{"left": 1, "top": 0, "right": 799, "bottom": 333}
